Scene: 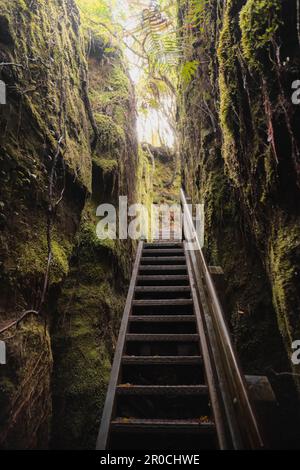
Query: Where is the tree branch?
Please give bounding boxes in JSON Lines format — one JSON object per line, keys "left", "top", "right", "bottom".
{"left": 0, "top": 62, "right": 24, "bottom": 68}
{"left": 0, "top": 311, "right": 38, "bottom": 335}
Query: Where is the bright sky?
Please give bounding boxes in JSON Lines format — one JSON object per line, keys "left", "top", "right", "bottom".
{"left": 116, "top": 0, "right": 175, "bottom": 147}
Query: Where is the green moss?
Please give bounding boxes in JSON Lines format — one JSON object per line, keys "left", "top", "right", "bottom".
{"left": 51, "top": 179, "right": 133, "bottom": 448}
{"left": 0, "top": 0, "right": 93, "bottom": 448}
{"left": 218, "top": 74, "right": 239, "bottom": 182}
{"left": 0, "top": 0, "right": 92, "bottom": 189}
{"left": 77, "top": 199, "right": 117, "bottom": 256}
{"left": 17, "top": 228, "right": 72, "bottom": 285}
{"left": 217, "top": 0, "right": 240, "bottom": 185}
{"left": 269, "top": 218, "right": 300, "bottom": 345}
{"left": 51, "top": 233, "right": 125, "bottom": 449}
{"left": 51, "top": 240, "right": 71, "bottom": 281}
{"left": 52, "top": 328, "right": 112, "bottom": 448}
{"left": 95, "top": 113, "right": 125, "bottom": 150}
{"left": 218, "top": 0, "right": 282, "bottom": 188}
{"left": 0, "top": 0, "right": 141, "bottom": 450}
{"left": 92, "top": 66, "right": 130, "bottom": 108}
{"left": 138, "top": 148, "right": 153, "bottom": 203}
{"left": 177, "top": 0, "right": 293, "bottom": 380}
{"left": 92, "top": 155, "right": 118, "bottom": 175}
{"left": 89, "top": 60, "right": 131, "bottom": 134}
{"left": 240, "top": 0, "right": 282, "bottom": 69}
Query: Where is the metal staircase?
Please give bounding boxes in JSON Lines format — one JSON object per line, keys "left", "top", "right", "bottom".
{"left": 96, "top": 191, "right": 264, "bottom": 450}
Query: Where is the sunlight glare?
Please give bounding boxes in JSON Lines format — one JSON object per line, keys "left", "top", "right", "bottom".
{"left": 116, "top": 0, "right": 175, "bottom": 148}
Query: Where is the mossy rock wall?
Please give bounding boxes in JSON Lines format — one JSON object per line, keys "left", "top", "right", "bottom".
{"left": 50, "top": 36, "right": 145, "bottom": 449}
{"left": 0, "top": 0, "right": 92, "bottom": 449}
{"left": 178, "top": 0, "right": 300, "bottom": 440}
{"left": 0, "top": 1, "right": 148, "bottom": 450}
{"left": 217, "top": 0, "right": 300, "bottom": 359}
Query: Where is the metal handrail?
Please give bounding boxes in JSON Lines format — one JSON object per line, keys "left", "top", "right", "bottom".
{"left": 180, "top": 189, "right": 264, "bottom": 449}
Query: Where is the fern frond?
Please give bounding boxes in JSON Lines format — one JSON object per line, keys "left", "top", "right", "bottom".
{"left": 180, "top": 59, "right": 199, "bottom": 87}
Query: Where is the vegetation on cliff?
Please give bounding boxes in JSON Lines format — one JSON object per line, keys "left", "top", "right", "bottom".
{"left": 178, "top": 0, "right": 300, "bottom": 446}
{"left": 0, "top": 0, "right": 300, "bottom": 450}
{"left": 51, "top": 28, "right": 144, "bottom": 448}
{"left": 0, "top": 0, "right": 152, "bottom": 449}
{"left": 0, "top": 0, "right": 92, "bottom": 448}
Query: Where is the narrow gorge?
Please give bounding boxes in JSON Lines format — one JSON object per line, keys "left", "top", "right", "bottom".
{"left": 0, "top": 0, "right": 299, "bottom": 451}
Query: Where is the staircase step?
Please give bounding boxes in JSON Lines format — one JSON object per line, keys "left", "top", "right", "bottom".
{"left": 116, "top": 385, "right": 208, "bottom": 396}
{"left": 139, "top": 265, "right": 187, "bottom": 272}
{"left": 141, "top": 257, "right": 186, "bottom": 265}
{"left": 144, "top": 243, "right": 183, "bottom": 249}
{"left": 126, "top": 333, "right": 199, "bottom": 343}
{"left": 129, "top": 315, "right": 196, "bottom": 323}
{"left": 139, "top": 269, "right": 188, "bottom": 277}
{"left": 132, "top": 299, "right": 194, "bottom": 316}
{"left": 142, "top": 249, "right": 184, "bottom": 255}
{"left": 134, "top": 286, "right": 191, "bottom": 299}
{"left": 128, "top": 314, "right": 197, "bottom": 333}
{"left": 122, "top": 359, "right": 205, "bottom": 385}
{"left": 135, "top": 286, "right": 190, "bottom": 292}
{"left": 133, "top": 299, "right": 193, "bottom": 307}
{"left": 111, "top": 418, "right": 216, "bottom": 434}
{"left": 135, "top": 286, "right": 190, "bottom": 293}
{"left": 122, "top": 356, "right": 202, "bottom": 365}
{"left": 138, "top": 275, "right": 189, "bottom": 283}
